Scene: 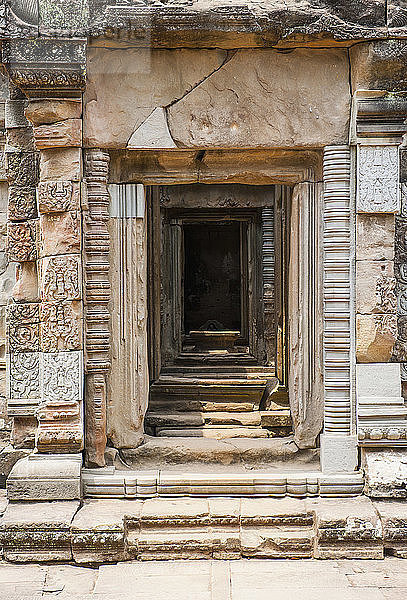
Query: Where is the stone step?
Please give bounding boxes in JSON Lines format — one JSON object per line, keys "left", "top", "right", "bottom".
{"left": 163, "top": 365, "right": 276, "bottom": 375}
{"left": 120, "top": 436, "right": 319, "bottom": 469}
{"left": 147, "top": 400, "right": 257, "bottom": 413}
{"left": 156, "top": 426, "right": 271, "bottom": 438}
{"left": 145, "top": 410, "right": 291, "bottom": 429}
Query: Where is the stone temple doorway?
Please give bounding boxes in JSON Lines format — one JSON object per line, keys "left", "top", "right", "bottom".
{"left": 145, "top": 184, "right": 291, "bottom": 439}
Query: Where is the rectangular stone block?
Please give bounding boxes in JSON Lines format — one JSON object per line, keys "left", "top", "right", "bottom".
{"left": 40, "top": 254, "right": 81, "bottom": 301}
{"left": 356, "top": 314, "right": 397, "bottom": 362}
{"left": 313, "top": 496, "right": 383, "bottom": 559}
{"left": 34, "top": 119, "right": 82, "bottom": 149}
{"left": 6, "top": 454, "right": 82, "bottom": 501}
{"left": 362, "top": 448, "right": 407, "bottom": 498}
{"left": 26, "top": 98, "right": 82, "bottom": 126}
{"left": 357, "top": 214, "right": 395, "bottom": 260}
{"left": 357, "top": 145, "right": 400, "bottom": 213}
{"left": 40, "top": 300, "right": 82, "bottom": 351}
{"left": 38, "top": 180, "right": 80, "bottom": 213}
{"left": 5, "top": 99, "right": 29, "bottom": 128}
{"left": 356, "top": 261, "right": 396, "bottom": 314}
{"left": 374, "top": 500, "right": 407, "bottom": 557}
{"left": 0, "top": 499, "right": 79, "bottom": 561}
{"left": 39, "top": 212, "right": 80, "bottom": 257}
{"left": 40, "top": 148, "right": 81, "bottom": 182}
{"left": 7, "top": 220, "right": 38, "bottom": 262}
{"left": 6, "top": 152, "right": 39, "bottom": 187}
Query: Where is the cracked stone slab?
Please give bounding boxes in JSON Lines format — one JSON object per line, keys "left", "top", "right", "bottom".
{"left": 127, "top": 108, "right": 176, "bottom": 149}
{"left": 0, "top": 501, "right": 79, "bottom": 562}
{"left": 374, "top": 501, "right": 407, "bottom": 558}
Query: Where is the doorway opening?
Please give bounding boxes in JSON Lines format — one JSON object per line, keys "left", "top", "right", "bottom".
{"left": 146, "top": 184, "right": 291, "bottom": 439}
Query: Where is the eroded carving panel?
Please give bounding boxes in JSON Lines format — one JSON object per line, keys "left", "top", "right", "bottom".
{"left": 8, "top": 184, "right": 37, "bottom": 221}
{"left": 8, "top": 352, "right": 40, "bottom": 416}
{"left": 7, "top": 303, "right": 40, "bottom": 353}
{"left": 357, "top": 145, "right": 400, "bottom": 213}
{"left": 38, "top": 180, "right": 80, "bottom": 213}
{"left": 7, "top": 220, "right": 38, "bottom": 262}
{"left": 41, "top": 255, "right": 81, "bottom": 301}
{"left": 40, "top": 301, "right": 81, "bottom": 351}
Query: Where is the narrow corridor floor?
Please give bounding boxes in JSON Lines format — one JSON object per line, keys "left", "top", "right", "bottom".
{"left": 0, "top": 558, "right": 406, "bottom": 600}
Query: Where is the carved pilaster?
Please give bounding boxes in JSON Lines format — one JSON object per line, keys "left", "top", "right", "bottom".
{"left": 261, "top": 207, "right": 275, "bottom": 366}
{"left": 84, "top": 149, "right": 111, "bottom": 466}
{"left": 321, "top": 146, "right": 357, "bottom": 473}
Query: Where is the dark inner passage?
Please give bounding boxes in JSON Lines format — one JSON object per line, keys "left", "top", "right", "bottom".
{"left": 184, "top": 221, "right": 241, "bottom": 333}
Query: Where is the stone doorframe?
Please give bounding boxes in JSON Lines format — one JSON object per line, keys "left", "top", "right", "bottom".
{"left": 98, "top": 148, "right": 328, "bottom": 459}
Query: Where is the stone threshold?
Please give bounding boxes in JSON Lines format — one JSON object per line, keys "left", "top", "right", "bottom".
{"left": 1, "top": 495, "right": 407, "bottom": 563}
{"left": 82, "top": 467, "right": 364, "bottom": 498}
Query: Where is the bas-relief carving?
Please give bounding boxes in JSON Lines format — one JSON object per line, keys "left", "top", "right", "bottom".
{"left": 357, "top": 145, "right": 400, "bottom": 214}
{"left": 38, "top": 180, "right": 80, "bottom": 213}
{"left": 8, "top": 184, "right": 37, "bottom": 221}
{"left": 40, "top": 301, "right": 81, "bottom": 351}
{"left": 8, "top": 352, "right": 40, "bottom": 415}
{"left": 7, "top": 302, "right": 40, "bottom": 353}
{"left": 7, "top": 220, "right": 37, "bottom": 262}
{"left": 40, "top": 255, "right": 81, "bottom": 301}
{"left": 6, "top": 152, "right": 38, "bottom": 187}
{"left": 376, "top": 275, "right": 397, "bottom": 313}
{"left": 41, "top": 351, "right": 82, "bottom": 404}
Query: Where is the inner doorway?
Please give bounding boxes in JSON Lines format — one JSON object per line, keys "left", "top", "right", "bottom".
{"left": 146, "top": 184, "right": 291, "bottom": 439}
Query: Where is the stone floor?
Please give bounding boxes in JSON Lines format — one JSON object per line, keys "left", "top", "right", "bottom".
{"left": 0, "top": 558, "right": 407, "bottom": 600}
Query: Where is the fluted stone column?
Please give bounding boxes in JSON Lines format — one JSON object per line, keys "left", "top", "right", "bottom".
{"left": 320, "top": 146, "right": 358, "bottom": 473}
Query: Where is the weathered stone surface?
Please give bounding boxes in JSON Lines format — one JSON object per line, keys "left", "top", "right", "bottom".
{"left": 7, "top": 454, "right": 82, "bottom": 501}
{"left": 363, "top": 448, "right": 407, "bottom": 498}
{"left": 356, "top": 314, "right": 397, "bottom": 362}
{"left": 313, "top": 496, "right": 383, "bottom": 559}
{"left": 12, "top": 262, "right": 38, "bottom": 302}
{"left": 40, "top": 212, "right": 80, "bottom": 257}
{"left": 40, "top": 300, "right": 82, "bottom": 351}
{"left": 6, "top": 127, "right": 36, "bottom": 152}
{"left": 71, "top": 499, "right": 140, "bottom": 564}
{"left": 7, "top": 302, "right": 40, "bottom": 353}
{"left": 34, "top": 119, "right": 82, "bottom": 150}
{"left": 0, "top": 499, "right": 79, "bottom": 561}
{"left": 8, "top": 184, "right": 37, "bottom": 221}
{"left": 7, "top": 220, "right": 38, "bottom": 262}
{"left": 11, "top": 417, "right": 37, "bottom": 449}
{"left": 350, "top": 40, "right": 407, "bottom": 93}
{"left": 0, "top": 447, "right": 30, "bottom": 484}
{"left": 6, "top": 152, "right": 38, "bottom": 187}
{"left": 26, "top": 98, "right": 82, "bottom": 126}
{"left": 127, "top": 107, "right": 176, "bottom": 149}
{"left": 84, "top": 48, "right": 227, "bottom": 148}
{"left": 356, "top": 261, "right": 396, "bottom": 314}
{"left": 40, "top": 255, "right": 81, "bottom": 301}
{"left": 5, "top": 99, "right": 28, "bottom": 129}
{"left": 167, "top": 49, "right": 350, "bottom": 149}
{"left": 38, "top": 180, "right": 80, "bottom": 213}
{"left": 40, "top": 148, "right": 81, "bottom": 181}
{"left": 374, "top": 500, "right": 407, "bottom": 557}
{"left": 357, "top": 215, "right": 395, "bottom": 261}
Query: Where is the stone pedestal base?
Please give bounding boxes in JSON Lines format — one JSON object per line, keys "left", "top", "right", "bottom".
{"left": 320, "top": 434, "right": 358, "bottom": 474}
{"left": 7, "top": 453, "right": 82, "bottom": 501}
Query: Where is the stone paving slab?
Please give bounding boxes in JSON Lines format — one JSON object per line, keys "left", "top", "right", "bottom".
{"left": 0, "top": 559, "right": 406, "bottom": 599}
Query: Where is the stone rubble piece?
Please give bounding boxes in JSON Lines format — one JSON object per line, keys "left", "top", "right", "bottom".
{"left": 312, "top": 497, "right": 384, "bottom": 559}
{"left": 0, "top": 500, "right": 79, "bottom": 562}
{"left": 374, "top": 500, "right": 407, "bottom": 558}
{"left": 6, "top": 453, "right": 82, "bottom": 501}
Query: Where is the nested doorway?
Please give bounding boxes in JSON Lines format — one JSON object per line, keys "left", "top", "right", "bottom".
{"left": 146, "top": 184, "right": 291, "bottom": 438}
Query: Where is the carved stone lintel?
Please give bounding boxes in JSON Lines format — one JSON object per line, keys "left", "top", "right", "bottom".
{"left": 84, "top": 149, "right": 111, "bottom": 467}
{"left": 38, "top": 180, "right": 80, "bottom": 213}
{"left": 7, "top": 220, "right": 38, "bottom": 262}
{"left": 40, "top": 255, "right": 81, "bottom": 301}
{"left": 357, "top": 145, "right": 400, "bottom": 214}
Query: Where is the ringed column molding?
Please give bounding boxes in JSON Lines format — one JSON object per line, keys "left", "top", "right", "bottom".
{"left": 321, "top": 145, "right": 358, "bottom": 473}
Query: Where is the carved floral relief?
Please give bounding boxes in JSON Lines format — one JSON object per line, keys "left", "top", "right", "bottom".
{"left": 7, "top": 220, "right": 38, "bottom": 262}
{"left": 9, "top": 352, "right": 40, "bottom": 400}
{"left": 41, "top": 350, "right": 82, "bottom": 403}
{"left": 7, "top": 302, "right": 40, "bottom": 353}
{"left": 40, "top": 301, "right": 81, "bottom": 351}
